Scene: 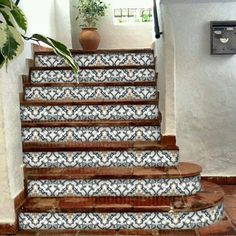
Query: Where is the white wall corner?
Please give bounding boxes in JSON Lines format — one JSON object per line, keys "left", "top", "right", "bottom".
{"left": 55, "top": 0, "right": 73, "bottom": 48}
{"left": 0, "top": 69, "right": 20, "bottom": 224}
{"left": 155, "top": 4, "right": 176, "bottom": 137}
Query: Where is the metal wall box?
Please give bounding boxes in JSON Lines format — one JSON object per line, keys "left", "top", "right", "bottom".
{"left": 211, "top": 21, "right": 236, "bottom": 55}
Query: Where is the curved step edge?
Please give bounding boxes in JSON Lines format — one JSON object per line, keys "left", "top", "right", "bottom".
{"left": 19, "top": 182, "right": 224, "bottom": 230}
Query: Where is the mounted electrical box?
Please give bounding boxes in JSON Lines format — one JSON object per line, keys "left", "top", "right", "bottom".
{"left": 211, "top": 21, "right": 236, "bottom": 55}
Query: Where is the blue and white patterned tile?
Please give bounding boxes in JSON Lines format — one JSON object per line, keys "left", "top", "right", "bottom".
{"left": 22, "top": 126, "right": 161, "bottom": 143}
{"left": 24, "top": 86, "right": 157, "bottom": 101}
{"left": 31, "top": 68, "right": 155, "bottom": 83}
{"left": 27, "top": 176, "right": 201, "bottom": 197}
{"left": 23, "top": 150, "right": 179, "bottom": 168}
{"left": 20, "top": 105, "right": 159, "bottom": 121}
{"left": 19, "top": 203, "right": 224, "bottom": 230}
{"left": 34, "top": 52, "right": 155, "bottom": 67}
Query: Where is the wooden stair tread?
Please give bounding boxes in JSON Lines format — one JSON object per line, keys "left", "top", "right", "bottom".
{"left": 20, "top": 99, "right": 158, "bottom": 106}
{"left": 22, "top": 141, "right": 179, "bottom": 152}
{"left": 23, "top": 81, "right": 157, "bottom": 87}
{"left": 20, "top": 181, "right": 223, "bottom": 213}
{"left": 21, "top": 119, "right": 161, "bottom": 128}
{"left": 30, "top": 65, "right": 155, "bottom": 72}
{"left": 34, "top": 48, "right": 153, "bottom": 55}
{"left": 24, "top": 162, "right": 201, "bottom": 180}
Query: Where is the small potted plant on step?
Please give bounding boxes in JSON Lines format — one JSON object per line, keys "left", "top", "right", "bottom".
{"left": 74, "top": 0, "right": 108, "bottom": 51}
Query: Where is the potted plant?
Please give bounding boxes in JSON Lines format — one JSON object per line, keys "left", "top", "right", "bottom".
{"left": 74, "top": 0, "right": 108, "bottom": 51}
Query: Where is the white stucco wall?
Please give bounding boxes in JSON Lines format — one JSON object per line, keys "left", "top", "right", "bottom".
{"left": 160, "top": 0, "right": 236, "bottom": 176}
{"left": 70, "top": 0, "right": 154, "bottom": 49}
{"left": 0, "top": 0, "right": 72, "bottom": 224}
{"left": 55, "top": 0, "right": 73, "bottom": 48}
{"left": 155, "top": 2, "right": 176, "bottom": 136}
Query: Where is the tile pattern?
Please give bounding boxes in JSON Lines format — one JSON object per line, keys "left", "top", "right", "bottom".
{"left": 27, "top": 176, "right": 201, "bottom": 197}
{"left": 31, "top": 68, "right": 156, "bottom": 83}
{"left": 18, "top": 50, "right": 225, "bottom": 233}
{"left": 34, "top": 53, "right": 155, "bottom": 67}
{"left": 24, "top": 86, "right": 157, "bottom": 101}
{"left": 22, "top": 126, "right": 161, "bottom": 143}
{"left": 19, "top": 203, "right": 223, "bottom": 230}
{"left": 23, "top": 150, "right": 179, "bottom": 168}
{"left": 20, "top": 105, "right": 159, "bottom": 121}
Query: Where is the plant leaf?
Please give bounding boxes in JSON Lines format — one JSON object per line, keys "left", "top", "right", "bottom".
{"left": 0, "top": 4, "right": 27, "bottom": 32}
{"left": 0, "top": 24, "right": 24, "bottom": 65}
{"left": 11, "top": 4, "right": 27, "bottom": 32}
{"left": 0, "top": 0, "right": 13, "bottom": 9}
{"left": 0, "top": 25, "right": 7, "bottom": 68}
{"left": 0, "top": 51, "right": 5, "bottom": 68}
{"left": 0, "top": 5, "right": 15, "bottom": 27}
{"left": 0, "top": 23, "right": 8, "bottom": 48}
{"left": 32, "top": 34, "right": 78, "bottom": 74}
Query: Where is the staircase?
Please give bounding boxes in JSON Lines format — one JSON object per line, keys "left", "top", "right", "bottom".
{"left": 18, "top": 49, "right": 224, "bottom": 233}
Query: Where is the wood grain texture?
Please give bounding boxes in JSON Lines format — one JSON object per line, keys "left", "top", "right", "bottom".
{"left": 22, "top": 141, "right": 179, "bottom": 152}
{"left": 24, "top": 162, "right": 202, "bottom": 180}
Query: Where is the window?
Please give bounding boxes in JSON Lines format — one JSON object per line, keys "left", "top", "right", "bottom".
{"left": 114, "top": 8, "right": 153, "bottom": 24}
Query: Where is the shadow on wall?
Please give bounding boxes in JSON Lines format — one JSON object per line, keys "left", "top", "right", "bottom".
{"left": 70, "top": 0, "right": 154, "bottom": 49}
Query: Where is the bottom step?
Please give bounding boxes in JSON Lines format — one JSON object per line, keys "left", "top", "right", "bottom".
{"left": 19, "top": 182, "right": 224, "bottom": 230}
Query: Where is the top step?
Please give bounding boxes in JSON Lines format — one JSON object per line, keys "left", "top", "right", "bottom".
{"left": 34, "top": 49, "right": 155, "bottom": 68}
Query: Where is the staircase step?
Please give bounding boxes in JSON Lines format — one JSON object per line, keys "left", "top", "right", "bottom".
{"left": 24, "top": 86, "right": 158, "bottom": 101}
{"left": 25, "top": 163, "right": 201, "bottom": 179}
{"left": 22, "top": 126, "right": 161, "bottom": 143}
{"left": 23, "top": 150, "right": 179, "bottom": 168}
{"left": 19, "top": 181, "right": 224, "bottom": 230}
{"left": 22, "top": 141, "right": 179, "bottom": 152}
{"left": 30, "top": 67, "right": 156, "bottom": 84}
{"left": 34, "top": 49, "right": 154, "bottom": 67}
{"left": 25, "top": 163, "right": 202, "bottom": 197}
{"left": 20, "top": 99, "right": 158, "bottom": 106}
{"left": 23, "top": 81, "right": 157, "bottom": 87}
{"left": 22, "top": 119, "right": 161, "bottom": 128}
{"left": 20, "top": 104, "right": 159, "bottom": 121}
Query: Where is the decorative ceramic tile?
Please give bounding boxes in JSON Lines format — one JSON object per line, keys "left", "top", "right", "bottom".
{"left": 23, "top": 150, "right": 179, "bottom": 168}
{"left": 22, "top": 126, "right": 161, "bottom": 143}
{"left": 31, "top": 68, "right": 156, "bottom": 83}
{"left": 25, "top": 86, "right": 157, "bottom": 101}
{"left": 34, "top": 52, "right": 155, "bottom": 67}
{"left": 27, "top": 176, "right": 201, "bottom": 197}
{"left": 19, "top": 203, "right": 223, "bottom": 230}
{"left": 20, "top": 105, "right": 159, "bottom": 121}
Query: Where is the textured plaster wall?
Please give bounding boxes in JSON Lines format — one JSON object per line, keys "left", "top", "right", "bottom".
{"left": 0, "top": 81, "right": 16, "bottom": 223}
{"left": 70, "top": 0, "right": 153, "bottom": 49}
{"left": 161, "top": 0, "right": 236, "bottom": 176}
{"left": 0, "top": 0, "right": 71, "bottom": 224}
{"left": 55, "top": 0, "right": 73, "bottom": 48}
{"left": 155, "top": 2, "right": 176, "bottom": 136}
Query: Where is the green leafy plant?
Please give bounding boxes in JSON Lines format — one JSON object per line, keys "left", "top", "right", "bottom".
{"left": 142, "top": 14, "right": 151, "bottom": 22}
{"left": 0, "top": 0, "right": 78, "bottom": 73}
{"left": 74, "top": 0, "right": 108, "bottom": 28}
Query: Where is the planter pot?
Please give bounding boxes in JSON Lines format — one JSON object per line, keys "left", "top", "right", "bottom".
{"left": 79, "top": 28, "right": 100, "bottom": 51}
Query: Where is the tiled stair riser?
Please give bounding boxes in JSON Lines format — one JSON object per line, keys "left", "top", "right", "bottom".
{"left": 24, "top": 86, "right": 157, "bottom": 101}
{"left": 30, "top": 68, "right": 156, "bottom": 83}
{"left": 19, "top": 203, "right": 223, "bottom": 230}
{"left": 22, "top": 126, "right": 161, "bottom": 143}
{"left": 23, "top": 151, "right": 179, "bottom": 168}
{"left": 34, "top": 53, "right": 154, "bottom": 67}
{"left": 20, "top": 105, "right": 159, "bottom": 121}
{"left": 27, "top": 176, "right": 201, "bottom": 197}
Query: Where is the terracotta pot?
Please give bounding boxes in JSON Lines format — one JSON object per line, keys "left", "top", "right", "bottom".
{"left": 79, "top": 28, "right": 100, "bottom": 51}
